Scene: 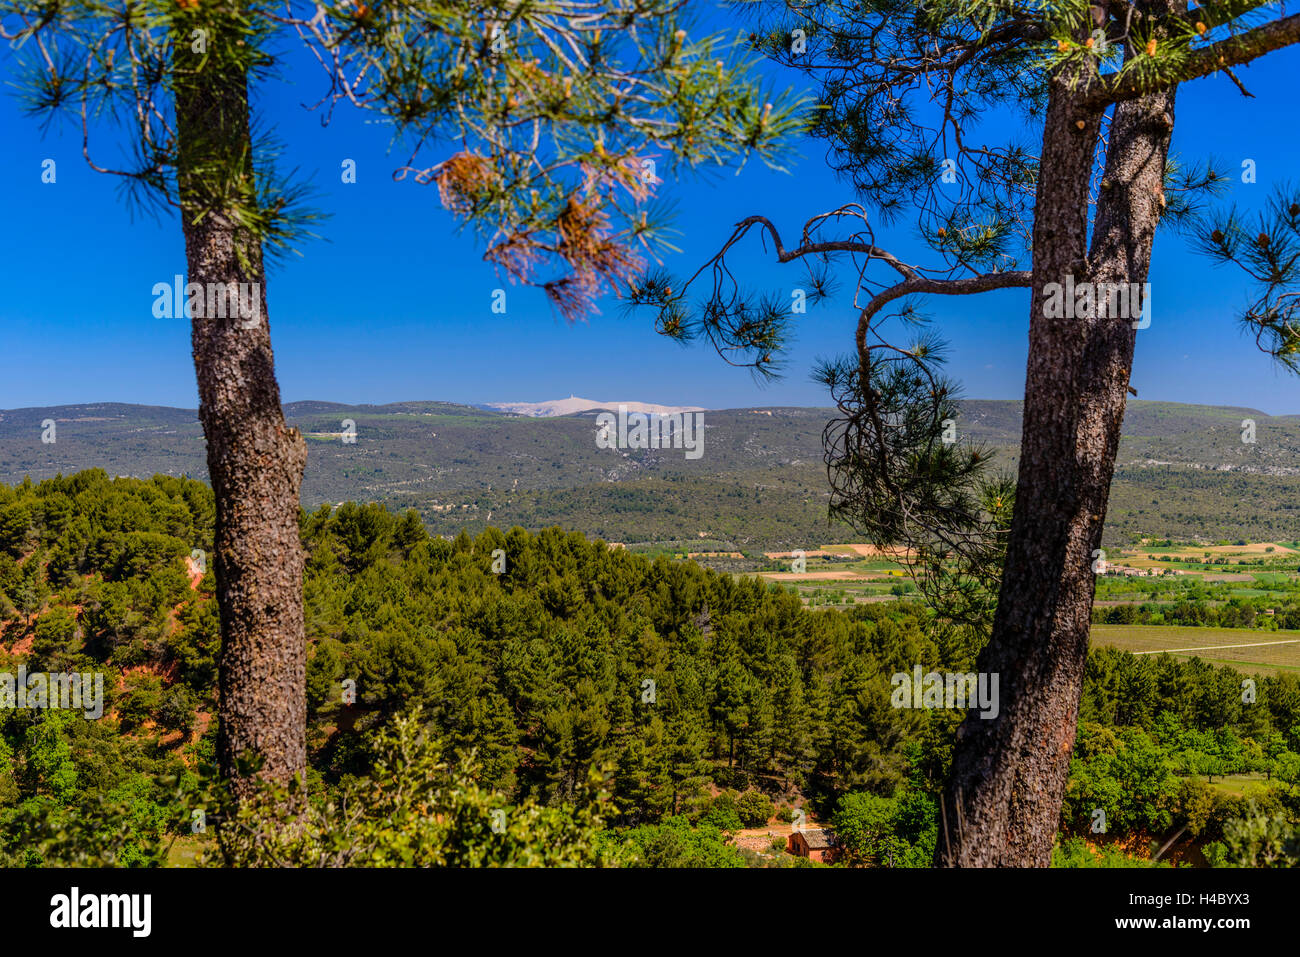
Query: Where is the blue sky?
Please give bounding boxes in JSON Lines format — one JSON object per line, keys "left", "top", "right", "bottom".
{"left": 3, "top": 10, "right": 1300, "bottom": 414}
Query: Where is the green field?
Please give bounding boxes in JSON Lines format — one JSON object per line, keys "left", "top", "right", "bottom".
{"left": 1204, "top": 772, "right": 1273, "bottom": 795}
{"left": 1090, "top": 624, "right": 1300, "bottom": 675}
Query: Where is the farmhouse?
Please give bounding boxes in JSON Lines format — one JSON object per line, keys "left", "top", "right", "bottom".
{"left": 1104, "top": 564, "right": 1167, "bottom": 578}
{"left": 788, "top": 828, "right": 839, "bottom": 863}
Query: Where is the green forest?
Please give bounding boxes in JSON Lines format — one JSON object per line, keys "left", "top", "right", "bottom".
{"left": 1, "top": 471, "right": 1298, "bottom": 867}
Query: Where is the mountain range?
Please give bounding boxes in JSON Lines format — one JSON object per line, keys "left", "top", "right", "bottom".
{"left": 1, "top": 398, "right": 1297, "bottom": 550}
{"left": 481, "top": 396, "right": 706, "bottom": 417}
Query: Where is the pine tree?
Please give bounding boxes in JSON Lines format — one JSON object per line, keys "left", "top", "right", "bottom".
{"left": 1, "top": 0, "right": 801, "bottom": 803}
{"left": 632, "top": 0, "right": 1300, "bottom": 864}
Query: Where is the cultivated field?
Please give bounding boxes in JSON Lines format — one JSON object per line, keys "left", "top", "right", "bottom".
{"left": 1090, "top": 624, "right": 1300, "bottom": 675}
{"left": 752, "top": 544, "right": 910, "bottom": 607}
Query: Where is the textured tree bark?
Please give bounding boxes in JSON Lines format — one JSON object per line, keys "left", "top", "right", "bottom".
{"left": 174, "top": 41, "right": 309, "bottom": 803}
{"left": 937, "top": 74, "right": 1177, "bottom": 865}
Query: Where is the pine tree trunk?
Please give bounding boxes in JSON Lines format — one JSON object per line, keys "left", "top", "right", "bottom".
{"left": 937, "top": 75, "right": 1177, "bottom": 866}
{"left": 174, "top": 37, "right": 308, "bottom": 802}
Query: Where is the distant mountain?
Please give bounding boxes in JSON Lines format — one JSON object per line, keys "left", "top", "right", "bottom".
{"left": 482, "top": 396, "right": 706, "bottom": 417}
{"left": 1, "top": 398, "right": 1297, "bottom": 548}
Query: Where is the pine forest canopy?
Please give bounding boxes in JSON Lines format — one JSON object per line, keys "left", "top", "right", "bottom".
{"left": 2, "top": 471, "right": 1299, "bottom": 867}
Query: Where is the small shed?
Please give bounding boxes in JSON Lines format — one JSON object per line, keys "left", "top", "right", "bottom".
{"left": 788, "top": 828, "right": 839, "bottom": 863}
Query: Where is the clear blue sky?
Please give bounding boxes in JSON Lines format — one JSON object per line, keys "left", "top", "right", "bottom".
{"left": 4, "top": 9, "right": 1300, "bottom": 414}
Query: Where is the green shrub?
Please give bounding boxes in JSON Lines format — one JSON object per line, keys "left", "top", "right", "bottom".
{"left": 736, "top": 790, "right": 775, "bottom": 828}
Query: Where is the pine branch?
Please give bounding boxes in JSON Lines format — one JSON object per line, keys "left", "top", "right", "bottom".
{"left": 855, "top": 270, "right": 1033, "bottom": 346}
{"left": 730, "top": 214, "right": 920, "bottom": 280}
{"left": 1084, "top": 10, "right": 1300, "bottom": 108}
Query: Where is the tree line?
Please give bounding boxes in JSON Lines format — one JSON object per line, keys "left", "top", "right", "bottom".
{"left": 3, "top": 471, "right": 1300, "bottom": 865}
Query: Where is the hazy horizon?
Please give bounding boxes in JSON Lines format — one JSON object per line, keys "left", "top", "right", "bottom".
{"left": 3, "top": 394, "right": 1298, "bottom": 416}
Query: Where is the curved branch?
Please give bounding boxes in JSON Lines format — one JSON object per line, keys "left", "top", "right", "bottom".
{"left": 731, "top": 214, "right": 920, "bottom": 280}
{"left": 855, "top": 270, "right": 1033, "bottom": 354}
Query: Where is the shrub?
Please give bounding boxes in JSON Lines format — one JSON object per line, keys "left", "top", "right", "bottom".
{"left": 736, "top": 790, "right": 775, "bottom": 828}
{"left": 698, "top": 793, "right": 743, "bottom": 833}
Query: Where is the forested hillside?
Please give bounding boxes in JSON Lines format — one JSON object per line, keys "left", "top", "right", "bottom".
{"left": 3, "top": 401, "right": 1300, "bottom": 551}
{"left": 2, "top": 471, "right": 1299, "bottom": 866}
